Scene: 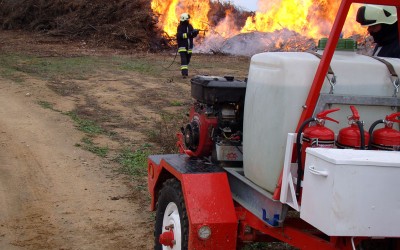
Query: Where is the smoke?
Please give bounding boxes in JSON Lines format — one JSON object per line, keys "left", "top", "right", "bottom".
{"left": 194, "top": 29, "right": 317, "bottom": 56}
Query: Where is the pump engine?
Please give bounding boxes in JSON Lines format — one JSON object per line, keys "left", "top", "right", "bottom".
{"left": 178, "top": 75, "right": 246, "bottom": 162}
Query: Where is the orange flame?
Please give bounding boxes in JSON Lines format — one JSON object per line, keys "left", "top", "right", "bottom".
{"left": 241, "top": 0, "right": 365, "bottom": 38}
{"left": 151, "top": 0, "right": 210, "bottom": 37}
{"left": 151, "top": 0, "right": 367, "bottom": 41}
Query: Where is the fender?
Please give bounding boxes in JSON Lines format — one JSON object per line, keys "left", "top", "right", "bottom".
{"left": 148, "top": 154, "right": 238, "bottom": 249}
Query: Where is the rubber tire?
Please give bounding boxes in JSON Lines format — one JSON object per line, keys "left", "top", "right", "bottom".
{"left": 154, "top": 179, "right": 189, "bottom": 250}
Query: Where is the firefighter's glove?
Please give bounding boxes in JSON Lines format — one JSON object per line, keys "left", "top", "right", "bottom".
{"left": 191, "top": 29, "right": 199, "bottom": 37}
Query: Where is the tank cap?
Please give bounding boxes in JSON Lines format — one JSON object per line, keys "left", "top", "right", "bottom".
{"left": 318, "top": 38, "right": 357, "bottom": 51}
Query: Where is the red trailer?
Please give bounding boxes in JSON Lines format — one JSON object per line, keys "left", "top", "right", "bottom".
{"left": 148, "top": 0, "right": 400, "bottom": 249}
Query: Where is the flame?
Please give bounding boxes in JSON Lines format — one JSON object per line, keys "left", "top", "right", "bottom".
{"left": 151, "top": 0, "right": 210, "bottom": 37}
{"left": 241, "top": 0, "right": 365, "bottom": 38}
{"left": 151, "top": 0, "right": 367, "bottom": 48}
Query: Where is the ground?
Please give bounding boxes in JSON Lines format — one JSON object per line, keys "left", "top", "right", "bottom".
{"left": 0, "top": 30, "right": 250, "bottom": 249}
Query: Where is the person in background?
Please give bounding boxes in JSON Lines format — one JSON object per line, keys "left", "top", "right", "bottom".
{"left": 177, "top": 13, "right": 199, "bottom": 78}
{"left": 356, "top": 4, "right": 400, "bottom": 58}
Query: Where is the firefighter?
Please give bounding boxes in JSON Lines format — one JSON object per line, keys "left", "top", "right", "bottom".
{"left": 356, "top": 4, "right": 400, "bottom": 58}
{"left": 177, "top": 13, "right": 199, "bottom": 78}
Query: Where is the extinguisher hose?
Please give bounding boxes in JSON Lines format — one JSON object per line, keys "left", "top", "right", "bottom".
{"left": 368, "top": 120, "right": 385, "bottom": 149}
{"left": 296, "top": 117, "right": 316, "bottom": 197}
{"left": 356, "top": 120, "right": 366, "bottom": 150}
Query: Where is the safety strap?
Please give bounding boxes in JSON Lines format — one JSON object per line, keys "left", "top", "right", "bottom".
{"left": 308, "top": 51, "right": 336, "bottom": 94}
{"left": 308, "top": 51, "right": 335, "bottom": 75}
{"left": 371, "top": 56, "right": 398, "bottom": 78}
{"left": 370, "top": 56, "right": 400, "bottom": 97}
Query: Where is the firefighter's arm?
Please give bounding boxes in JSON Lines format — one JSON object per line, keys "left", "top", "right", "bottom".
{"left": 187, "top": 29, "right": 199, "bottom": 38}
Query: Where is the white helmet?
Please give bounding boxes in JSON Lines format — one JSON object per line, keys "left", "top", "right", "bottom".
{"left": 356, "top": 4, "right": 397, "bottom": 26}
{"left": 180, "top": 13, "right": 190, "bottom": 22}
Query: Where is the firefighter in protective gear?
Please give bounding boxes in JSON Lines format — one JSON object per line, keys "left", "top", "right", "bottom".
{"left": 177, "top": 13, "right": 199, "bottom": 77}
{"left": 356, "top": 4, "right": 400, "bottom": 58}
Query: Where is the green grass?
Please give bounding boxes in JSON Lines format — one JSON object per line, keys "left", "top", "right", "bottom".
{"left": 37, "top": 100, "right": 55, "bottom": 110}
{"left": 75, "top": 137, "right": 109, "bottom": 158}
{"left": 0, "top": 53, "right": 98, "bottom": 81}
{"left": 110, "top": 56, "right": 159, "bottom": 76}
{"left": 0, "top": 53, "right": 164, "bottom": 83}
{"left": 170, "top": 100, "right": 183, "bottom": 106}
{"left": 116, "top": 144, "right": 152, "bottom": 176}
{"left": 241, "top": 242, "right": 296, "bottom": 250}
{"left": 66, "top": 111, "right": 104, "bottom": 135}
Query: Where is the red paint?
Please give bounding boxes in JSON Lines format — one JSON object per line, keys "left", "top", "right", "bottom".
{"left": 301, "top": 109, "right": 339, "bottom": 167}
{"left": 159, "top": 230, "right": 175, "bottom": 248}
{"left": 149, "top": 1, "right": 400, "bottom": 249}
{"left": 147, "top": 156, "right": 237, "bottom": 249}
{"left": 177, "top": 106, "right": 217, "bottom": 158}
{"left": 372, "top": 112, "right": 400, "bottom": 150}
{"left": 337, "top": 106, "right": 370, "bottom": 149}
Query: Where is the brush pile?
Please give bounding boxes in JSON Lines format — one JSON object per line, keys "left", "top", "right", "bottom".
{"left": 0, "top": 0, "right": 162, "bottom": 50}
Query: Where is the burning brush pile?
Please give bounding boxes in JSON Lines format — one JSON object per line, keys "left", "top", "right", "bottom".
{"left": 152, "top": 0, "right": 371, "bottom": 56}
{"left": 0, "top": 0, "right": 372, "bottom": 55}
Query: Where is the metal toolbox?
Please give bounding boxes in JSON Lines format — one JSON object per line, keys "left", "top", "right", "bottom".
{"left": 300, "top": 148, "right": 400, "bottom": 237}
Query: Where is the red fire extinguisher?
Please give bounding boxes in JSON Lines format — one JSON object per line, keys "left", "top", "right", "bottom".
{"left": 296, "top": 108, "right": 339, "bottom": 196}
{"left": 369, "top": 112, "right": 400, "bottom": 151}
{"left": 336, "top": 106, "right": 369, "bottom": 150}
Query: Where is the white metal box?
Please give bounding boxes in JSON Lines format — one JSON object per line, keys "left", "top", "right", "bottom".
{"left": 300, "top": 148, "right": 400, "bottom": 237}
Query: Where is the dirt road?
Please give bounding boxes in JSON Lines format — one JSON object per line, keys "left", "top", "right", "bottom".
{"left": 0, "top": 78, "right": 153, "bottom": 249}
{"left": 0, "top": 30, "right": 250, "bottom": 250}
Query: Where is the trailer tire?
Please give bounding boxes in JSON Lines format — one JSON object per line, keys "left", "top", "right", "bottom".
{"left": 154, "top": 178, "right": 189, "bottom": 250}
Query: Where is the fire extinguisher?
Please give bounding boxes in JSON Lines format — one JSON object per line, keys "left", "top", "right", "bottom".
{"left": 369, "top": 112, "right": 400, "bottom": 151}
{"left": 296, "top": 108, "right": 340, "bottom": 196}
{"left": 336, "top": 106, "right": 369, "bottom": 150}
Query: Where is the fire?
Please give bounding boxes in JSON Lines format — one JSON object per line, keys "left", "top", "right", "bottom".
{"left": 151, "top": 0, "right": 210, "bottom": 37}
{"left": 241, "top": 0, "right": 365, "bottom": 38}
{"left": 151, "top": 0, "right": 368, "bottom": 49}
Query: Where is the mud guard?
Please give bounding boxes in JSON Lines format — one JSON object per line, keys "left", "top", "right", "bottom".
{"left": 148, "top": 154, "right": 238, "bottom": 249}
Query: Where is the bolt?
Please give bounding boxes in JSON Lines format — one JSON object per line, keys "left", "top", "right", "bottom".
{"left": 244, "top": 226, "right": 252, "bottom": 234}
{"left": 165, "top": 224, "right": 174, "bottom": 230}
{"left": 171, "top": 240, "right": 176, "bottom": 245}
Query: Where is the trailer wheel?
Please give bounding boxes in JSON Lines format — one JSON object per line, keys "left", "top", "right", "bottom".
{"left": 154, "top": 179, "right": 188, "bottom": 250}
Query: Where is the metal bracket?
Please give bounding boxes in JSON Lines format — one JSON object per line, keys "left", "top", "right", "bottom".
{"left": 314, "top": 94, "right": 400, "bottom": 116}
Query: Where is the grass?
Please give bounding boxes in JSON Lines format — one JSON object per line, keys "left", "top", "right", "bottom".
{"left": 75, "top": 137, "right": 109, "bottom": 158}
{"left": 147, "top": 111, "right": 187, "bottom": 154}
{"left": 116, "top": 144, "right": 152, "bottom": 176}
{"left": 66, "top": 111, "right": 104, "bottom": 135}
{"left": 0, "top": 53, "right": 99, "bottom": 81}
{"left": 110, "top": 56, "right": 160, "bottom": 76}
{"left": 0, "top": 53, "right": 167, "bottom": 84}
{"left": 241, "top": 242, "right": 296, "bottom": 250}
{"left": 170, "top": 100, "right": 183, "bottom": 106}
{"left": 37, "top": 100, "right": 55, "bottom": 110}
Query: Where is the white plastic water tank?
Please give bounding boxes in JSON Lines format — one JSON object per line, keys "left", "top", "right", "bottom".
{"left": 243, "top": 50, "right": 400, "bottom": 193}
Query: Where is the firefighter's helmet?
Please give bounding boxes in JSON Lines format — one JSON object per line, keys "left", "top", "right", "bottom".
{"left": 356, "top": 4, "right": 397, "bottom": 26}
{"left": 180, "top": 13, "right": 190, "bottom": 22}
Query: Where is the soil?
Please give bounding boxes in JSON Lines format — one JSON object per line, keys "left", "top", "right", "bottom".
{"left": 0, "top": 30, "right": 250, "bottom": 249}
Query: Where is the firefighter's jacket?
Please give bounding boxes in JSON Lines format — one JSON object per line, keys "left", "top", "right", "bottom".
{"left": 176, "top": 21, "right": 198, "bottom": 53}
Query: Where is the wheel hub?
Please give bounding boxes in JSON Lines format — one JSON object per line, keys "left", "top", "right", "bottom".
{"left": 159, "top": 229, "right": 175, "bottom": 248}
{"left": 161, "top": 202, "right": 182, "bottom": 249}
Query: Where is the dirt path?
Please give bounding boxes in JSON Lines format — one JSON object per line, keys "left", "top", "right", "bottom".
{"left": 0, "top": 81, "right": 153, "bottom": 249}
{"left": 0, "top": 29, "right": 250, "bottom": 250}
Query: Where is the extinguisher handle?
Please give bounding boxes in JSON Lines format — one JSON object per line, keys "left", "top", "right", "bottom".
{"left": 386, "top": 112, "right": 400, "bottom": 123}
{"left": 316, "top": 108, "right": 340, "bottom": 123}
{"left": 349, "top": 105, "right": 360, "bottom": 121}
